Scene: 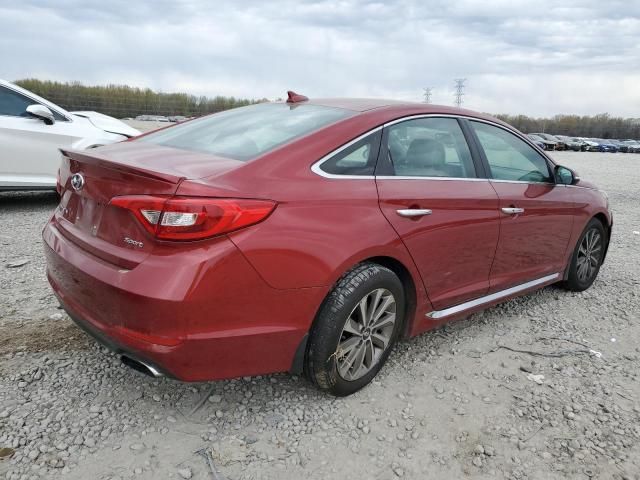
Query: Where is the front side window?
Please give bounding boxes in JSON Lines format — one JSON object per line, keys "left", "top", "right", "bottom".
{"left": 0, "top": 86, "right": 68, "bottom": 121}
{"left": 384, "top": 117, "right": 476, "bottom": 178}
{"left": 139, "top": 103, "right": 353, "bottom": 161}
{"left": 471, "top": 121, "right": 553, "bottom": 183}
{"left": 0, "top": 86, "right": 33, "bottom": 117}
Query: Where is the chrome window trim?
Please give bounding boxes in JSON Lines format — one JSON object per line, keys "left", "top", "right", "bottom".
{"left": 565, "top": 184, "right": 599, "bottom": 191}
{"left": 376, "top": 175, "right": 487, "bottom": 182}
{"left": 391, "top": 115, "right": 559, "bottom": 180}
{"left": 0, "top": 84, "right": 73, "bottom": 122}
{"left": 426, "top": 272, "right": 560, "bottom": 319}
{"left": 311, "top": 113, "right": 557, "bottom": 182}
{"left": 489, "top": 178, "right": 555, "bottom": 186}
{"left": 383, "top": 113, "right": 552, "bottom": 161}
{"left": 310, "top": 126, "right": 383, "bottom": 179}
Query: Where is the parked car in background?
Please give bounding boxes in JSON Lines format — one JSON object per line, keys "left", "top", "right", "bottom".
{"left": 527, "top": 133, "right": 558, "bottom": 150}
{"left": 578, "top": 138, "right": 600, "bottom": 151}
{"left": 609, "top": 140, "right": 627, "bottom": 152}
{"left": 592, "top": 139, "right": 618, "bottom": 153}
{"left": 621, "top": 140, "right": 640, "bottom": 153}
{"left": 135, "top": 115, "right": 170, "bottom": 122}
{"left": 533, "top": 132, "right": 566, "bottom": 150}
{"left": 618, "top": 140, "right": 632, "bottom": 152}
{"left": 555, "top": 135, "right": 583, "bottom": 151}
{"left": 44, "top": 94, "right": 612, "bottom": 396}
{"left": 531, "top": 133, "right": 565, "bottom": 150}
{"left": 567, "top": 137, "right": 588, "bottom": 151}
{"left": 0, "top": 79, "right": 140, "bottom": 191}
{"left": 526, "top": 134, "right": 548, "bottom": 150}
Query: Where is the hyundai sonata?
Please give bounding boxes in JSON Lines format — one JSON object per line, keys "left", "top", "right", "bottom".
{"left": 44, "top": 92, "right": 612, "bottom": 396}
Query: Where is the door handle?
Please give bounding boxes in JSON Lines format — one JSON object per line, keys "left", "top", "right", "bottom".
{"left": 501, "top": 207, "right": 525, "bottom": 215}
{"left": 396, "top": 209, "right": 432, "bottom": 218}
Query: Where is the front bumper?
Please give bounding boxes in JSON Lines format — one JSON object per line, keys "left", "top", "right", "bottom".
{"left": 43, "top": 218, "right": 324, "bottom": 381}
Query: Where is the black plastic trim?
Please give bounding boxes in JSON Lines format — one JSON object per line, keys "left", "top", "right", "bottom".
{"left": 458, "top": 118, "right": 489, "bottom": 179}
{"left": 289, "top": 333, "right": 309, "bottom": 375}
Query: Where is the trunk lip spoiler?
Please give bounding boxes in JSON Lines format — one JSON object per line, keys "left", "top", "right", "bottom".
{"left": 59, "top": 147, "right": 186, "bottom": 184}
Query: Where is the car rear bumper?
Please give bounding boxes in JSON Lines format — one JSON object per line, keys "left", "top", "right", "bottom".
{"left": 43, "top": 217, "right": 325, "bottom": 381}
{"left": 57, "top": 296, "right": 173, "bottom": 378}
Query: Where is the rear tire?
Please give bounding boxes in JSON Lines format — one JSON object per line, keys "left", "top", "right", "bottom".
{"left": 560, "top": 218, "right": 606, "bottom": 292}
{"left": 305, "top": 263, "right": 405, "bottom": 396}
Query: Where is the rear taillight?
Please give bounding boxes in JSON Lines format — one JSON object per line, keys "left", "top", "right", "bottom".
{"left": 56, "top": 169, "right": 62, "bottom": 195}
{"left": 110, "top": 195, "right": 276, "bottom": 241}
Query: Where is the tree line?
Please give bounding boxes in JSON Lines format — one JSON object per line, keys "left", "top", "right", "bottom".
{"left": 14, "top": 79, "right": 266, "bottom": 119}
{"left": 494, "top": 113, "right": 640, "bottom": 140}
{"left": 12, "top": 79, "right": 640, "bottom": 139}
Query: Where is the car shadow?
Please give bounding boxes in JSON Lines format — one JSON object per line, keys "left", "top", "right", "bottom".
{"left": 0, "top": 190, "right": 59, "bottom": 204}
{"left": 0, "top": 191, "right": 59, "bottom": 210}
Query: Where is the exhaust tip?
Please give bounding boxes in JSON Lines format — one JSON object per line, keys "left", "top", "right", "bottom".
{"left": 120, "top": 355, "right": 163, "bottom": 378}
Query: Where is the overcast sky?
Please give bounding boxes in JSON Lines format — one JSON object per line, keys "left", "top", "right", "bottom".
{"left": 2, "top": 0, "right": 639, "bottom": 116}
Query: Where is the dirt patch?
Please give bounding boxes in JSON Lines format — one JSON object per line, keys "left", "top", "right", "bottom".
{"left": 0, "top": 318, "right": 90, "bottom": 358}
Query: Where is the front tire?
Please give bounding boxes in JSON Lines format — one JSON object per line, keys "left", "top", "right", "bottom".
{"left": 560, "top": 218, "right": 606, "bottom": 292}
{"left": 305, "top": 263, "right": 405, "bottom": 396}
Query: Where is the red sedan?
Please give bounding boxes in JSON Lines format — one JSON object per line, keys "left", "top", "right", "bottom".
{"left": 44, "top": 92, "right": 612, "bottom": 396}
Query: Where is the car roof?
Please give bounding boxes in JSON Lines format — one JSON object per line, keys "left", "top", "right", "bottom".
{"left": 303, "top": 97, "right": 487, "bottom": 115}
{"left": 288, "top": 97, "right": 504, "bottom": 127}
{"left": 301, "top": 97, "right": 419, "bottom": 112}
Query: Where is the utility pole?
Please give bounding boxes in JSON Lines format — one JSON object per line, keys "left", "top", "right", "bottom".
{"left": 423, "top": 87, "right": 432, "bottom": 104}
{"left": 453, "top": 78, "right": 466, "bottom": 108}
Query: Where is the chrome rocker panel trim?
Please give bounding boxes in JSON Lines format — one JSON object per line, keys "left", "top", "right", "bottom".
{"left": 426, "top": 273, "right": 561, "bottom": 319}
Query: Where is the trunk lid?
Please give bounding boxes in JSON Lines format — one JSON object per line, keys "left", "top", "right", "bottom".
{"left": 55, "top": 142, "right": 244, "bottom": 268}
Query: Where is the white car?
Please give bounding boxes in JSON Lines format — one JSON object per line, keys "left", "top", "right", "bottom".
{"left": 578, "top": 137, "right": 600, "bottom": 151}
{"left": 0, "top": 79, "right": 140, "bottom": 191}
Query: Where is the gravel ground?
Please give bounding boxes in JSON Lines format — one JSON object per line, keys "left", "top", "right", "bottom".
{"left": 1, "top": 151, "right": 639, "bottom": 480}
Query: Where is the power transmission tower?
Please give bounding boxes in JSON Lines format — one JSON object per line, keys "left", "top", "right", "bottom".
{"left": 453, "top": 78, "right": 466, "bottom": 108}
{"left": 423, "top": 87, "right": 432, "bottom": 104}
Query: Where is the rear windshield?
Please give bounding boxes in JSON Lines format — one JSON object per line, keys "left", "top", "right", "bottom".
{"left": 138, "top": 103, "right": 353, "bottom": 161}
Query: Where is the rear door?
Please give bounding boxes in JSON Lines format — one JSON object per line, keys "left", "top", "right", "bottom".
{"left": 376, "top": 116, "right": 500, "bottom": 311}
{"left": 467, "top": 120, "right": 575, "bottom": 292}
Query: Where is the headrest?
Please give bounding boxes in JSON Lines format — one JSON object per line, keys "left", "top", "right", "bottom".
{"left": 405, "top": 138, "right": 445, "bottom": 167}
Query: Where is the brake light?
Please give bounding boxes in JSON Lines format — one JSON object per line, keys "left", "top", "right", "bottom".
{"left": 110, "top": 195, "right": 276, "bottom": 241}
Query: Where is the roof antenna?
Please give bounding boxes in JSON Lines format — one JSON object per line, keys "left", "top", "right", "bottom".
{"left": 286, "top": 91, "right": 309, "bottom": 103}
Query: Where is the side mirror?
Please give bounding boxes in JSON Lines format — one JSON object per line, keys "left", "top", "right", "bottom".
{"left": 26, "top": 104, "right": 55, "bottom": 125}
{"left": 555, "top": 165, "right": 578, "bottom": 185}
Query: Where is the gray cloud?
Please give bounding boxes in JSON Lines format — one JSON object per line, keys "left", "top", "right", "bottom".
{"left": 1, "top": 0, "right": 638, "bottom": 116}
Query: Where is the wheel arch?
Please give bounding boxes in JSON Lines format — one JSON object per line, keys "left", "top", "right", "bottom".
{"left": 289, "top": 255, "right": 420, "bottom": 375}
{"left": 364, "top": 256, "right": 417, "bottom": 339}
{"left": 592, "top": 212, "right": 612, "bottom": 262}
{"left": 563, "top": 212, "right": 612, "bottom": 281}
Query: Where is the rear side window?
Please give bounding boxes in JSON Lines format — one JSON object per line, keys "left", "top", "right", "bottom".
{"left": 139, "top": 103, "right": 353, "bottom": 161}
{"left": 319, "top": 131, "right": 381, "bottom": 176}
{"left": 471, "top": 121, "right": 553, "bottom": 183}
{"left": 384, "top": 117, "right": 476, "bottom": 178}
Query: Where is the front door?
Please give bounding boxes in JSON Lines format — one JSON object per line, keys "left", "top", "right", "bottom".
{"left": 0, "top": 85, "right": 77, "bottom": 188}
{"left": 468, "top": 120, "right": 575, "bottom": 292}
{"left": 376, "top": 116, "right": 501, "bottom": 311}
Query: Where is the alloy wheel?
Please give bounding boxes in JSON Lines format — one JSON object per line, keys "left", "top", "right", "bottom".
{"left": 577, "top": 228, "right": 602, "bottom": 283}
{"left": 336, "top": 288, "right": 397, "bottom": 381}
